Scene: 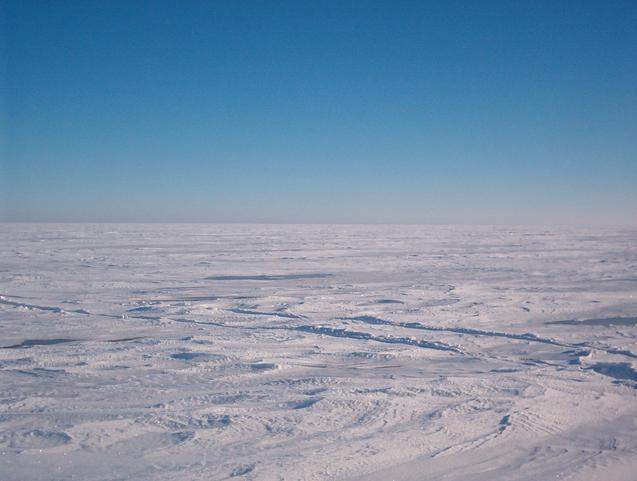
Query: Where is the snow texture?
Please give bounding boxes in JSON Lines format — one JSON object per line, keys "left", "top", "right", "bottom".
{"left": 1, "top": 223, "right": 636, "bottom": 480}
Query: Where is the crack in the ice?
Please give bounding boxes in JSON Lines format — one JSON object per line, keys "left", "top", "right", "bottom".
{"left": 295, "top": 325, "right": 463, "bottom": 353}
{"left": 341, "top": 315, "right": 568, "bottom": 347}
{"left": 206, "top": 273, "right": 331, "bottom": 281}
{"left": 341, "top": 315, "right": 637, "bottom": 361}
{"left": 227, "top": 308, "right": 306, "bottom": 320}
{"left": 0, "top": 296, "right": 88, "bottom": 315}
{"left": 2, "top": 337, "right": 145, "bottom": 349}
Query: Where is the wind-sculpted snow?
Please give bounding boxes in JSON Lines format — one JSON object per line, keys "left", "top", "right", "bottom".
{"left": 1, "top": 224, "right": 637, "bottom": 481}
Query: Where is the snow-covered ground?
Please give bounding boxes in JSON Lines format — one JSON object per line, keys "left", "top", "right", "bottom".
{"left": 1, "top": 224, "right": 636, "bottom": 481}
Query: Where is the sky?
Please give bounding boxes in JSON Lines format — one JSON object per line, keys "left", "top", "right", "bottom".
{"left": 2, "top": 0, "right": 636, "bottom": 224}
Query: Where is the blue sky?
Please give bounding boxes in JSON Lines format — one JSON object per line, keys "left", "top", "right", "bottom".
{"left": 2, "top": 0, "right": 636, "bottom": 224}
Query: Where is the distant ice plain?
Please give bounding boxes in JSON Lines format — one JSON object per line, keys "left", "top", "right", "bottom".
{"left": 1, "top": 224, "right": 636, "bottom": 480}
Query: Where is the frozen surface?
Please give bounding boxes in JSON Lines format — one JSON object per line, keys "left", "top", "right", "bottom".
{"left": 1, "top": 223, "right": 637, "bottom": 481}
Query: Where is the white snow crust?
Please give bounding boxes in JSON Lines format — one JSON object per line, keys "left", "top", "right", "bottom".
{"left": 1, "top": 224, "right": 636, "bottom": 480}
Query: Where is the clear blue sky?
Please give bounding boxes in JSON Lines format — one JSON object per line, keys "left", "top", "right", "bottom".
{"left": 2, "top": 0, "right": 636, "bottom": 224}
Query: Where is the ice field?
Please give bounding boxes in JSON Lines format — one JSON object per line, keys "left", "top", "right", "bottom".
{"left": 1, "top": 223, "right": 636, "bottom": 480}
